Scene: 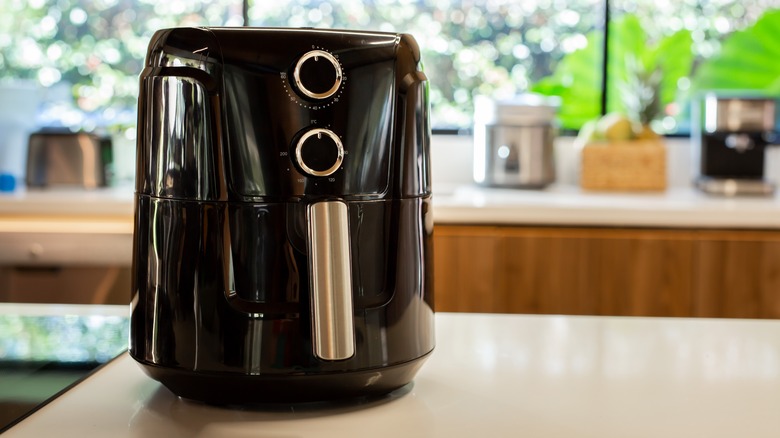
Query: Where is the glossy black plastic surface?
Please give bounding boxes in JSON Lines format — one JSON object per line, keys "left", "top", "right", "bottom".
{"left": 700, "top": 133, "right": 766, "bottom": 178}
{"left": 131, "top": 27, "right": 434, "bottom": 403}
{"left": 135, "top": 27, "right": 431, "bottom": 202}
{"left": 131, "top": 196, "right": 433, "bottom": 370}
{"left": 139, "top": 352, "right": 431, "bottom": 404}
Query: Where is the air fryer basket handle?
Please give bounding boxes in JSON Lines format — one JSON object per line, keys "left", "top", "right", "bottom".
{"left": 307, "top": 201, "right": 355, "bottom": 361}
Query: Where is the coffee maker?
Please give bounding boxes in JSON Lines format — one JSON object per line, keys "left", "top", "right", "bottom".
{"left": 130, "top": 27, "right": 434, "bottom": 403}
{"left": 692, "top": 93, "right": 779, "bottom": 195}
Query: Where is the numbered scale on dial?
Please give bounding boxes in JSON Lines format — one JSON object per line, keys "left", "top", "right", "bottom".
{"left": 294, "top": 128, "right": 344, "bottom": 177}
{"left": 293, "top": 50, "right": 343, "bottom": 100}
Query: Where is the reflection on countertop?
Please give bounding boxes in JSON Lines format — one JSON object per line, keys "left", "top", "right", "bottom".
{"left": 5, "top": 312, "right": 780, "bottom": 438}
{"left": 0, "top": 303, "right": 128, "bottom": 433}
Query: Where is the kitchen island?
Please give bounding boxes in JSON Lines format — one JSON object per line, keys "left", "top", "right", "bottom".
{"left": 5, "top": 310, "right": 780, "bottom": 437}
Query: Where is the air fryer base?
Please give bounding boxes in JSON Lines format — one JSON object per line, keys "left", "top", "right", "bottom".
{"left": 134, "top": 351, "right": 432, "bottom": 404}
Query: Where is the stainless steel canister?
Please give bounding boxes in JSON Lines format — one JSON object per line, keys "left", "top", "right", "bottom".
{"left": 473, "top": 95, "right": 559, "bottom": 188}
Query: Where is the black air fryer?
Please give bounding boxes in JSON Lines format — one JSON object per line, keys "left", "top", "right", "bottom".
{"left": 130, "top": 27, "right": 434, "bottom": 403}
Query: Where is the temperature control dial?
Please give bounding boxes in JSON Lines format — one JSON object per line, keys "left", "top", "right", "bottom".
{"left": 295, "top": 128, "right": 344, "bottom": 177}
{"left": 293, "top": 50, "right": 343, "bottom": 100}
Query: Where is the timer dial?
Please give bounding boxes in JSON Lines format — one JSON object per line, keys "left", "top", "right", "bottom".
{"left": 295, "top": 128, "right": 344, "bottom": 177}
{"left": 293, "top": 50, "right": 343, "bottom": 100}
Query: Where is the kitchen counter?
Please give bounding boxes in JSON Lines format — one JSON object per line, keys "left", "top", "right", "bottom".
{"left": 0, "top": 187, "right": 134, "bottom": 265}
{"left": 0, "top": 184, "right": 780, "bottom": 266}
{"left": 5, "top": 311, "right": 780, "bottom": 437}
{"left": 435, "top": 183, "right": 780, "bottom": 228}
{"left": 0, "top": 186, "right": 135, "bottom": 217}
{"left": 4, "top": 183, "right": 780, "bottom": 228}
{"left": 2, "top": 182, "right": 780, "bottom": 265}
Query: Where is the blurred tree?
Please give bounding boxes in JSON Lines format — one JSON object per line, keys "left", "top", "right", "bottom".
{"left": 1, "top": 0, "right": 775, "bottom": 132}
{"left": 692, "top": 9, "right": 780, "bottom": 94}
{"left": 0, "top": 0, "right": 241, "bottom": 126}
{"left": 248, "top": 0, "right": 603, "bottom": 130}
{"left": 0, "top": 315, "right": 127, "bottom": 362}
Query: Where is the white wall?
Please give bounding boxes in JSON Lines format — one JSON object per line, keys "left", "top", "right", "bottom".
{"left": 0, "top": 83, "right": 40, "bottom": 179}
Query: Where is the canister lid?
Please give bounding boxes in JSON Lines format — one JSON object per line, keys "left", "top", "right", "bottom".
{"left": 474, "top": 94, "right": 560, "bottom": 126}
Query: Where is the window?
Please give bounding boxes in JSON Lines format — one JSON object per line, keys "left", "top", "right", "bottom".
{"left": 610, "top": 1, "right": 780, "bottom": 134}
{"left": 0, "top": 0, "right": 777, "bottom": 138}
{"left": 536, "top": 1, "right": 780, "bottom": 132}
{"left": 0, "top": 0, "right": 242, "bottom": 131}
{"left": 248, "top": 0, "right": 604, "bottom": 131}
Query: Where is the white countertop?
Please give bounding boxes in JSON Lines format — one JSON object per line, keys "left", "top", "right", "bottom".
{"left": 3, "top": 183, "right": 780, "bottom": 264}
{"left": 0, "top": 186, "right": 135, "bottom": 217}
{"left": 4, "top": 183, "right": 780, "bottom": 229}
{"left": 434, "top": 183, "right": 780, "bottom": 228}
{"left": 6, "top": 312, "right": 780, "bottom": 438}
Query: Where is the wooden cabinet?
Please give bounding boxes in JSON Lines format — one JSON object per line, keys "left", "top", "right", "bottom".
{"left": 693, "top": 231, "right": 780, "bottom": 319}
{"left": 433, "top": 225, "right": 780, "bottom": 319}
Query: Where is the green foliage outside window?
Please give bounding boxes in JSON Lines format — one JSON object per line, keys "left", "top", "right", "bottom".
{"left": 0, "top": 314, "right": 127, "bottom": 363}
{"left": 532, "top": 7, "right": 780, "bottom": 132}
{"left": 0, "top": 0, "right": 241, "bottom": 128}
{"left": 531, "top": 14, "right": 694, "bottom": 131}
{"left": 248, "top": 0, "right": 603, "bottom": 130}
{"left": 691, "top": 9, "right": 780, "bottom": 94}
{"left": 529, "top": 30, "right": 603, "bottom": 131}
{"left": 0, "top": 1, "right": 778, "bottom": 132}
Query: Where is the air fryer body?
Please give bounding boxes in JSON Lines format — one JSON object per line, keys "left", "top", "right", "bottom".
{"left": 130, "top": 27, "right": 434, "bottom": 403}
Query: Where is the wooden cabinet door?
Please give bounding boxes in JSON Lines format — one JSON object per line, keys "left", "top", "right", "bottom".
{"left": 693, "top": 231, "right": 780, "bottom": 319}
{"left": 433, "top": 227, "right": 507, "bottom": 313}
{"left": 434, "top": 225, "right": 695, "bottom": 316}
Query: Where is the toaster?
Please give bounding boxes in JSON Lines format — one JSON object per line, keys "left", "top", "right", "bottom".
{"left": 130, "top": 27, "right": 434, "bottom": 403}
{"left": 26, "top": 131, "right": 110, "bottom": 188}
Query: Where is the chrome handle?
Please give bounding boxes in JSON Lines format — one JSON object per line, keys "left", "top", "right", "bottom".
{"left": 308, "top": 201, "right": 355, "bottom": 361}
